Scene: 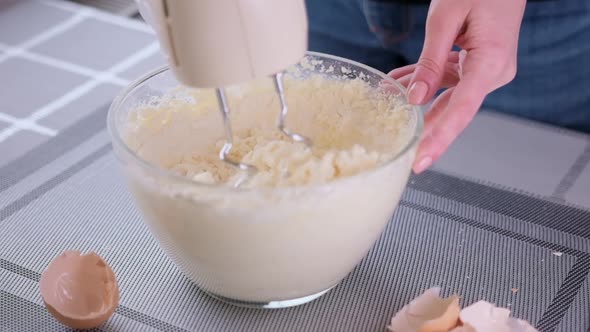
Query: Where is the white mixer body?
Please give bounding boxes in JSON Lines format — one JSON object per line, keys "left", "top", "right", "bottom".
{"left": 136, "top": 0, "right": 308, "bottom": 88}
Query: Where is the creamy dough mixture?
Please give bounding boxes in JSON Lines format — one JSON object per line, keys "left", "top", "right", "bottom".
{"left": 122, "top": 73, "right": 417, "bottom": 302}
{"left": 125, "top": 75, "right": 411, "bottom": 188}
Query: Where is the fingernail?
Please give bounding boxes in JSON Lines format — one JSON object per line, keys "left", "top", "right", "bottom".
{"left": 408, "top": 81, "right": 428, "bottom": 105}
{"left": 414, "top": 156, "right": 432, "bottom": 174}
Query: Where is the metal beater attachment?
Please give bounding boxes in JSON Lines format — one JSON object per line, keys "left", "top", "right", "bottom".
{"left": 273, "top": 72, "right": 312, "bottom": 147}
{"left": 215, "top": 88, "right": 257, "bottom": 186}
{"left": 214, "top": 72, "right": 312, "bottom": 186}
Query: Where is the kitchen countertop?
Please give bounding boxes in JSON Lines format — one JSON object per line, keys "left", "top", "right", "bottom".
{"left": 1, "top": 1, "right": 590, "bottom": 331}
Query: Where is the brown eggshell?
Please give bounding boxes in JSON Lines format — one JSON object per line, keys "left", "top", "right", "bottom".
{"left": 40, "top": 250, "right": 119, "bottom": 330}
{"left": 419, "top": 296, "right": 461, "bottom": 332}
{"left": 387, "top": 287, "right": 461, "bottom": 332}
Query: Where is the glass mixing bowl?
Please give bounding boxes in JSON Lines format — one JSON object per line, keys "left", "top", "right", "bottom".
{"left": 107, "top": 52, "right": 422, "bottom": 309}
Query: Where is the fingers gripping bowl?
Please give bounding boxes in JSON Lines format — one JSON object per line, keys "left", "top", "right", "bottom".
{"left": 107, "top": 52, "right": 422, "bottom": 308}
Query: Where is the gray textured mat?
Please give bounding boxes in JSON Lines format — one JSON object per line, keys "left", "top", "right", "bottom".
{"left": 1, "top": 109, "right": 589, "bottom": 331}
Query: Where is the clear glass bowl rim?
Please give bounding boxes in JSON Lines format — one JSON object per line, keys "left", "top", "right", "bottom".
{"left": 107, "top": 51, "right": 424, "bottom": 193}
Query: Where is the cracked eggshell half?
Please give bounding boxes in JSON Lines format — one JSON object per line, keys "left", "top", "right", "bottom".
{"left": 388, "top": 287, "right": 461, "bottom": 332}
{"left": 40, "top": 250, "right": 119, "bottom": 330}
{"left": 456, "top": 301, "right": 538, "bottom": 332}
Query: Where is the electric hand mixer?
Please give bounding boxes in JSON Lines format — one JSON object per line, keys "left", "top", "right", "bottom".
{"left": 136, "top": 0, "right": 312, "bottom": 184}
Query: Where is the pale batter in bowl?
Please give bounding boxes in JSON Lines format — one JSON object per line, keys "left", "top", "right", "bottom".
{"left": 108, "top": 52, "right": 422, "bottom": 308}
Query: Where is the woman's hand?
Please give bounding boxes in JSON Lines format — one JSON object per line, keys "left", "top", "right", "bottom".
{"left": 388, "top": 0, "right": 526, "bottom": 174}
